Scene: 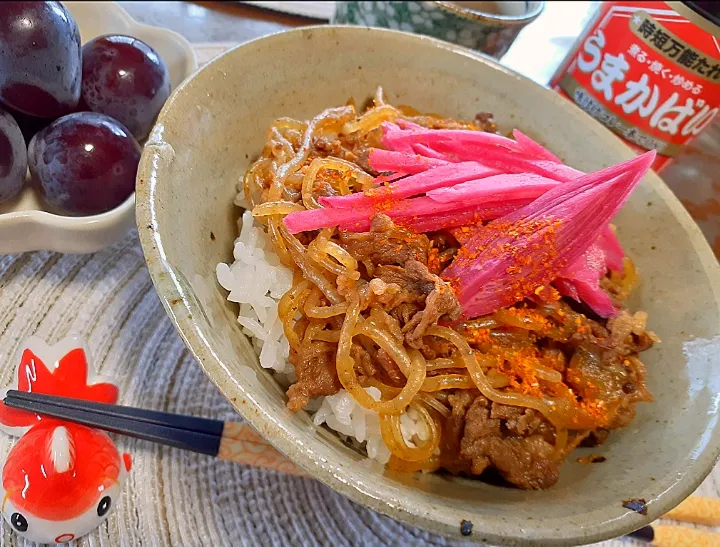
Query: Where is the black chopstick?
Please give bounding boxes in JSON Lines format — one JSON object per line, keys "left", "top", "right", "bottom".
{"left": 4, "top": 390, "right": 225, "bottom": 456}
{"left": 6, "top": 390, "right": 225, "bottom": 435}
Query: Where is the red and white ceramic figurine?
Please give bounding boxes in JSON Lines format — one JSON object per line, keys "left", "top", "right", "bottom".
{"left": 0, "top": 337, "right": 131, "bottom": 544}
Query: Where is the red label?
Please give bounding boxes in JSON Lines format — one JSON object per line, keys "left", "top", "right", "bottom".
{"left": 550, "top": 1, "right": 720, "bottom": 171}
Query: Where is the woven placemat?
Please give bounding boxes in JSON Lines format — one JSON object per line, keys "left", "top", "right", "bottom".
{"left": 0, "top": 232, "right": 472, "bottom": 547}
{"left": 0, "top": 44, "right": 715, "bottom": 547}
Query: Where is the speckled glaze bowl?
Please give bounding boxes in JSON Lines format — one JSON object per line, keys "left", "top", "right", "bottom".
{"left": 332, "top": 1, "right": 544, "bottom": 58}
{"left": 136, "top": 26, "right": 720, "bottom": 546}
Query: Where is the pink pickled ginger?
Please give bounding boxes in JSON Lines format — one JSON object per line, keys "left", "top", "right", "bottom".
{"left": 443, "top": 152, "right": 655, "bottom": 318}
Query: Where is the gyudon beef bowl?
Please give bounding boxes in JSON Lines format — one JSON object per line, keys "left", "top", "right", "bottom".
{"left": 137, "top": 26, "right": 720, "bottom": 545}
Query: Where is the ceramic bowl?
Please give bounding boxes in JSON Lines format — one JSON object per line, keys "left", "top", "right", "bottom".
{"left": 137, "top": 26, "right": 720, "bottom": 545}
{"left": 332, "top": 1, "right": 544, "bottom": 58}
{"left": 0, "top": 2, "right": 197, "bottom": 255}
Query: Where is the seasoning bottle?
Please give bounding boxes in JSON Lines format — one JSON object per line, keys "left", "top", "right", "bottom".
{"left": 549, "top": 1, "right": 719, "bottom": 172}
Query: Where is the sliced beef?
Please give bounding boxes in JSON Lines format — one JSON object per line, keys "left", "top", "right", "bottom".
{"left": 567, "top": 309, "right": 656, "bottom": 356}
{"left": 460, "top": 434, "right": 560, "bottom": 489}
{"left": 376, "top": 260, "right": 461, "bottom": 347}
{"left": 376, "top": 261, "right": 436, "bottom": 298}
{"left": 339, "top": 214, "right": 429, "bottom": 266}
{"left": 588, "top": 320, "right": 610, "bottom": 340}
{"left": 314, "top": 180, "right": 338, "bottom": 199}
{"left": 446, "top": 391, "right": 478, "bottom": 448}
{"left": 441, "top": 390, "right": 477, "bottom": 474}
{"left": 443, "top": 396, "right": 560, "bottom": 489}
{"left": 462, "top": 397, "right": 501, "bottom": 439}
{"left": 606, "top": 310, "right": 655, "bottom": 354}
{"left": 374, "top": 347, "right": 405, "bottom": 385}
{"left": 492, "top": 405, "right": 538, "bottom": 436}
{"left": 390, "top": 302, "right": 422, "bottom": 325}
{"left": 353, "top": 148, "right": 380, "bottom": 177}
{"left": 341, "top": 217, "right": 460, "bottom": 345}
{"left": 312, "top": 135, "right": 344, "bottom": 157}
{"left": 286, "top": 341, "right": 342, "bottom": 412}
{"left": 351, "top": 342, "right": 377, "bottom": 378}
{"left": 460, "top": 397, "right": 559, "bottom": 489}
{"left": 403, "top": 281, "right": 461, "bottom": 347}
{"left": 492, "top": 404, "right": 556, "bottom": 445}
{"left": 365, "top": 278, "right": 406, "bottom": 310}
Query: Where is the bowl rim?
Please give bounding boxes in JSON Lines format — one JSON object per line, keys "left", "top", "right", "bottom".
{"left": 137, "top": 24, "right": 720, "bottom": 545}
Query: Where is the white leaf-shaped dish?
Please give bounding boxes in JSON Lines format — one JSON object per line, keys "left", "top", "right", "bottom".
{"left": 0, "top": 1, "right": 197, "bottom": 254}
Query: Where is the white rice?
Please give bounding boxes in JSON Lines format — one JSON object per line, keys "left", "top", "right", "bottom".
{"left": 216, "top": 210, "right": 294, "bottom": 375}
{"left": 217, "top": 208, "right": 428, "bottom": 465}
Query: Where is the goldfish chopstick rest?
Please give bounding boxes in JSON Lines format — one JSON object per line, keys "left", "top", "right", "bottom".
{"left": 0, "top": 337, "right": 131, "bottom": 544}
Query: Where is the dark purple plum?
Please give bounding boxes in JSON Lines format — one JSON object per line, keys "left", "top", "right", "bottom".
{"left": 0, "top": 106, "right": 27, "bottom": 203}
{"left": 81, "top": 35, "right": 170, "bottom": 141}
{"left": 28, "top": 112, "right": 140, "bottom": 215}
{"left": 0, "top": 2, "right": 82, "bottom": 118}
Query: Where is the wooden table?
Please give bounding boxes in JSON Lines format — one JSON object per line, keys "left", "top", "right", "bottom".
{"left": 119, "top": 0, "right": 719, "bottom": 257}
